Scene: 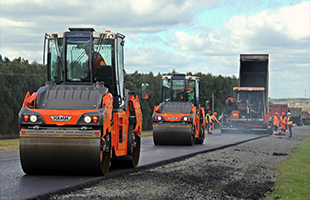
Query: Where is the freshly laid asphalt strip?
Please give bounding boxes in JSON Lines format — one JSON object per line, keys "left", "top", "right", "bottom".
{"left": 0, "top": 130, "right": 266, "bottom": 200}
{"left": 48, "top": 126, "right": 310, "bottom": 200}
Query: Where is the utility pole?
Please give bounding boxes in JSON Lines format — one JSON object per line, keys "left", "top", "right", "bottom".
{"left": 212, "top": 92, "right": 214, "bottom": 114}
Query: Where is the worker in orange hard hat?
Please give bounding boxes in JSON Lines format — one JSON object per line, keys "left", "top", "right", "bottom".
{"left": 279, "top": 112, "right": 287, "bottom": 135}
{"left": 209, "top": 112, "right": 220, "bottom": 134}
{"left": 273, "top": 112, "right": 280, "bottom": 135}
{"left": 287, "top": 112, "right": 293, "bottom": 138}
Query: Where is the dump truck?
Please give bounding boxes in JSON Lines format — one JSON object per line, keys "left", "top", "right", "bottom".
{"left": 221, "top": 54, "right": 271, "bottom": 133}
{"left": 19, "top": 28, "right": 142, "bottom": 175}
{"left": 270, "top": 104, "right": 288, "bottom": 115}
{"left": 289, "top": 107, "right": 302, "bottom": 126}
{"left": 302, "top": 111, "right": 310, "bottom": 125}
{"left": 152, "top": 74, "right": 205, "bottom": 145}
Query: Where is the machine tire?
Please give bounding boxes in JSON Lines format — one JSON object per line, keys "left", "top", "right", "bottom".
{"left": 195, "top": 125, "right": 205, "bottom": 144}
{"left": 112, "top": 123, "right": 141, "bottom": 168}
{"left": 189, "top": 128, "right": 195, "bottom": 146}
{"left": 100, "top": 134, "right": 111, "bottom": 175}
{"left": 126, "top": 123, "right": 141, "bottom": 168}
{"left": 267, "top": 128, "right": 273, "bottom": 135}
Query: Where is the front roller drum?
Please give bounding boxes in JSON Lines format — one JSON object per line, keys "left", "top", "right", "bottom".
{"left": 153, "top": 126, "right": 194, "bottom": 145}
{"left": 20, "top": 137, "right": 109, "bottom": 175}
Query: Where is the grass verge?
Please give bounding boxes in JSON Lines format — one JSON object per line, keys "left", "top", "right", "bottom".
{"left": 0, "top": 139, "right": 20, "bottom": 151}
{"left": 264, "top": 136, "right": 310, "bottom": 200}
{"left": 141, "top": 130, "right": 153, "bottom": 137}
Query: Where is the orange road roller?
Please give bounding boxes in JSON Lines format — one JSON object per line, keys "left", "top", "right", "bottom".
{"left": 19, "top": 28, "right": 142, "bottom": 175}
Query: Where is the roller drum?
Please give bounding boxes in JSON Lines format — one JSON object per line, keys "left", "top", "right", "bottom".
{"left": 153, "top": 125, "right": 194, "bottom": 145}
{"left": 20, "top": 137, "right": 103, "bottom": 175}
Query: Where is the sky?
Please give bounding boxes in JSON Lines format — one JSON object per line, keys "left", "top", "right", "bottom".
{"left": 0, "top": 0, "right": 309, "bottom": 98}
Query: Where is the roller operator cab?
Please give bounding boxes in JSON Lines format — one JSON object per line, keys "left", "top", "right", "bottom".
{"left": 19, "top": 28, "right": 142, "bottom": 175}
{"left": 152, "top": 74, "right": 205, "bottom": 145}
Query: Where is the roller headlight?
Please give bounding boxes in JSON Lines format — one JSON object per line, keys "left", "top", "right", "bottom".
{"left": 84, "top": 116, "right": 92, "bottom": 124}
{"left": 158, "top": 116, "right": 162, "bottom": 121}
{"left": 107, "top": 33, "right": 115, "bottom": 39}
{"left": 183, "top": 117, "right": 188, "bottom": 121}
{"left": 30, "top": 115, "right": 37, "bottom": 123}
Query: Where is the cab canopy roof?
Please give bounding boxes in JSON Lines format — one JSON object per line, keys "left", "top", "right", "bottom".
{"left": 162, "top": 74, "right": 199, "bottom": 81}
{"left": 46, "top": 28, "right": 125, "bottom": 39}
{"left": 233, "top": 87, "right": 265, "bottom": 91}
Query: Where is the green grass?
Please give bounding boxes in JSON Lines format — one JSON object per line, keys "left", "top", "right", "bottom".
{"left": 0, "top": 139, "right": 20, "bottom": 151}
{"left": 264, "top": 136, "right": 310, "bottom": 200}
{"left": 141, "top": 130, "right": 153, "bottom": 137}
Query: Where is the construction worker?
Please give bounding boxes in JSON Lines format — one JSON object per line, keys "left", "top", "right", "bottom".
{"left": 85, "top": 46, "right": 105, "bottom": 70}
{"left": 273, "top": 112, "right": 280, "bottom": 135}
{"left": 205, "top": 110, "right": 211, "bottom": 134}
{"left": 176, "top": 89, "right": 184, "bottom": 100}
{"left": 226, "top": 96, "right": 234, "bottom": 113}
{"left": 279, "top": 112, "right": 287, "bottom": 135}
{"left": 186, "top": 86, "right": 194, "bottom": 101}
{"left": 226, "top": 96, "right": 234, "bottom": 103}
{"left": 287, "top": 112, "right": 293, "bottom": 138}
{"left": 209, "top": 112, "right": 220, "bottom": 134}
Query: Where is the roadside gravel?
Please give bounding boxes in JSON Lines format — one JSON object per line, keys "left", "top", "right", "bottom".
{"left": 50, "top": 126, "right": 310, "bottom": 200}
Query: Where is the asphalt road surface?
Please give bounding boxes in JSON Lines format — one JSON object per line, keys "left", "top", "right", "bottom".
{"left": 0, "top": 130, "right": 267, "bottom": 200}
{"left": 49, "top": 126, "right": 310, "bottom": 200}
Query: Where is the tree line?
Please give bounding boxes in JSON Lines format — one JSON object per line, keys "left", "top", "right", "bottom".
{"left": 0, "top": 55, "right": 237, "bottom": 137}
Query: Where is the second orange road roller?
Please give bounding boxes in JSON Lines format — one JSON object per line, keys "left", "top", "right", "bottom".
{"left": 152, "top": 74, "right": 205, "bottom": 145}
{"left": 18, "top": 28, "right": 142, "bottom": 175}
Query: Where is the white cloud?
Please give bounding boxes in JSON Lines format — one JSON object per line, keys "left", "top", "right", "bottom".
{"left": 0, "top": 0, "right": 308, "bottom": 98}
{"left": 224, "top": 1, "right": 309, "bottom": 47}
{"left": 165, "top": 1, "right": 310, "bottom": 98}
{"left": 168, "top": 1, "right": 310, "bottom": 53}
{"left": 0, "top": 0, "right": 221, "bottom": 60}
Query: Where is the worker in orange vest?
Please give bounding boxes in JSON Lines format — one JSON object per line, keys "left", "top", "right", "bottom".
{"left": 209, "top": 112, "right": 220, "bottom": 134}
{"left": 287, "top": 112, "right": 293, "bottom": 138}
{"left": 273, "top": 112, "right": 280, "bottom": 135}
{"left": 279, "top": 112, "right": 287, "bottom": 135}
{"left": 85, "top": 46, "right": 106, "bottom": 70}
{"left": 226, "top": 96, "right": 234, "bottom": 113}
{"left": 226, "top": 96, "right": 234, "bottom": 103}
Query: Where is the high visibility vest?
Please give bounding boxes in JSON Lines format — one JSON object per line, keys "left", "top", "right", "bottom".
{"left": 226, "top": 97, "right": 234, "bottom": 103}
{"left": 206, "top": 114, "right": 211, "bottom": 123}
{"left": 280, "top": 116, "right": 287, "bottom": 125}
{"left": 273, "top": 116, "right": 279, "bottom": 126}
{"left": 211, "top": 115, "right": 219, "bottom": 123}
{"left": 287, "top": 116, "right": 293, "bottom": 125}
{"left": 87, "top": 52, "right": 105, "bottom": 70}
